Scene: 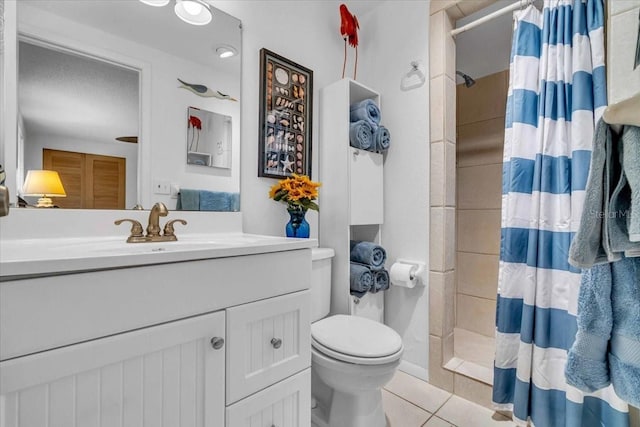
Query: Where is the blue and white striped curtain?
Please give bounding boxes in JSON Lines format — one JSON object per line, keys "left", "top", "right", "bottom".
{"left": 493, "top": 1, "right": 630, "bottom": 426}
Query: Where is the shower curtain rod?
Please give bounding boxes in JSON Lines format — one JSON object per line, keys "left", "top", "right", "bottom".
{"left": 451, "top": 0, "right": 534, "bottom": 37}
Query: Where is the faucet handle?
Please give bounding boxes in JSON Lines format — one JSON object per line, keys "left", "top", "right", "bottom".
{"left": 163, "top": 219, "right": 187, "bottom": 238}
{"left": 114, "top": 219, "right": 145, "bottom": 238}
{"left": 0, "top": 185, "right": 9, "bottom": 217}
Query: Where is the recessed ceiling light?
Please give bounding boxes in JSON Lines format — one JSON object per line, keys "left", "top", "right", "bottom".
{"left": 216, "top": 45, "right": 238, "bottom": 58}
{"left": 139, "top": 0, "right": 170, "bottom": 6}
{"left": 174, "top": 0, "right": 212, "bottom": 26}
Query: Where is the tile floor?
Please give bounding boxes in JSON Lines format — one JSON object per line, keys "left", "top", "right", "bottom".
{"left": 382, "top": 370, "right": 518, "bottom": 427}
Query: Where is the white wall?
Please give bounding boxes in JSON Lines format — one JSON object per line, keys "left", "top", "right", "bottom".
{"left": 607, "top": 0, "right": 640, "bottom": 104}
{"left": 216, "top": 0, "right": 431, "bottom": 376}
{"left": 15, "top": 3, "right": 241, "bottom": 209}
{"left": 455, "top": 0, "right": 514, "bottom": 82}
{"left": 215, "top": 0, "right": 352, "bottom": 237}
{"left": 357, "top": 1, "right": 431, "bottom": 379}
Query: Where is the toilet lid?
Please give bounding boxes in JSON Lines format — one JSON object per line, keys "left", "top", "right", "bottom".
{"left": 311, "top": 315, "right": 403, "bottom": 358}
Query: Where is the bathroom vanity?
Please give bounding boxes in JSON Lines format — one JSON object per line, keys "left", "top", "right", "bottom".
{"left": 0, "top": 210, "right": 315, "bottom": 427}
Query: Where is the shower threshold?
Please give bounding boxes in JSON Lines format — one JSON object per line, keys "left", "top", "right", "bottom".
{"left": 444, "top": 327, "right": 494, "bottom": 386}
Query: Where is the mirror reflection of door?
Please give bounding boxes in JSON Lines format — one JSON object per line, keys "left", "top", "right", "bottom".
{"left": 43, "top": 149, "right": 126, "bottom": 209}
{"left": 18, "top": 40, "right": 139, "bottom": 209}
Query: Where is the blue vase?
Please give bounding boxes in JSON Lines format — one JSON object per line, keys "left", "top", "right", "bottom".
{"left": 285, "top": 208, "right": 310, "bottom": 238}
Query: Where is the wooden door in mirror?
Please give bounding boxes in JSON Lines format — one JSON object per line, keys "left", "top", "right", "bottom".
{"left": 43, "top": 149, "right": 125, "bottom": 209}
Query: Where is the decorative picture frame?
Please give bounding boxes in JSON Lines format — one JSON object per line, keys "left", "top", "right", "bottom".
{"left": 258, "top": 48, "right": 313, "bottom": 178}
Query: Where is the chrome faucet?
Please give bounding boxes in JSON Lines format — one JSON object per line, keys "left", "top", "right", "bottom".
{"left": 115, "top": 202, "right": 187, "bottom": 243}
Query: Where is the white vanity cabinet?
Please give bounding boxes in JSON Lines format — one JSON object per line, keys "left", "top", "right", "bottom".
{"left": 0, "top": 245, "right": 313, "bottom": 427}
{"left": 1, "top": 311, "right": 227, "bottom": 427}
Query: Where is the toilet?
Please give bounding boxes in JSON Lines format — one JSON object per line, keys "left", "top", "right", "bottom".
{"left": 310, "top": 248, "right": 403, "bottom": 427}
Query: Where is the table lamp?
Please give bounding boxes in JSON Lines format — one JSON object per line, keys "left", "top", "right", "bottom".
{"left": 22, "top": 170, "right": 67, "bottom": 207}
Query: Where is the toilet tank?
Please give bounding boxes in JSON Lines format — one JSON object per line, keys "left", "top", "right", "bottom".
{"left": 311, "top": 247, "right": 335, "bottom": 322}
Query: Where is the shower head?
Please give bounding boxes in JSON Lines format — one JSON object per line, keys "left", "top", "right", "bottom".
{"left": 456, "top": 71, "right": 476, "bottom": 88}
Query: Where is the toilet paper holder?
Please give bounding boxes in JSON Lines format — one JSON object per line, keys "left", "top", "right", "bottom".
{"left": 392, "top": 259, "right": 426, "bottom": 287}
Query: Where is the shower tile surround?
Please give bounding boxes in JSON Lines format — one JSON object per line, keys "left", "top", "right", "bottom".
{"left": 429, "top": 0, "right": 502, "bottom": 404}
{"left": 430, "top": 1, "right": 640, "bottom": 422}
{"left": 456, "top": 70, "right": 508, "bottom": 339}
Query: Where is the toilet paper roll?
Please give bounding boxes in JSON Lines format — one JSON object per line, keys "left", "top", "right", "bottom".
{"left": 390, "top": 263, "right": 417, "bottom": 288}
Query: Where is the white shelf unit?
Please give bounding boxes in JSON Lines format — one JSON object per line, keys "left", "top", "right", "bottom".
{"left": 187, "top": 151, "right": 212, "bottom": 167}
{"left": 319, "top": 78, "right": 384, "bottom": 318}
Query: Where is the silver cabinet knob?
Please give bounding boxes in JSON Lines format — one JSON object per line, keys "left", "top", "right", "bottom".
{"left": 210, "top": 337, "right": 225, "bottom": 350}
{"left": 270, "top": 338, "right": 282, "bottom": 349}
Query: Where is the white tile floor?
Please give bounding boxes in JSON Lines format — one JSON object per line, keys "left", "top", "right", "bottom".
{"left": 383, "top": 371, "right": 518, "bottom": 427}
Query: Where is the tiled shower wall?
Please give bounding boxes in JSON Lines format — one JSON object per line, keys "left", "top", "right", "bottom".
{"left": 455, "top": 71, "right": 508, "bottom": 338}
{"left": 428, "top": 0, "right": 497, "bottom": 394}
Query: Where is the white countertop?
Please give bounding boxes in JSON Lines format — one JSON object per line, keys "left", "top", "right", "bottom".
{"left": 0, "top": 209, "right": 318, "bottom": 279}
{"left": 1, "top": 233, "right": 317, "bottom": 280}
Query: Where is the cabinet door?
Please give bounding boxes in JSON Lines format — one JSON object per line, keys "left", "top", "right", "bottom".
{"left": 226, "top": 369, "right": 310, "bottom": 427}
{"left": 226, "top": 291, "right": 310, "bottom": 404}
{"left": 349, "top": 147, "right": 384, "bottom": 225}
{"left": 0, "top": 311, "right": 225, "bottom": 427}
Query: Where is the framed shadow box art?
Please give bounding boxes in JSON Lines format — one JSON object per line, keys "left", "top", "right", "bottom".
{"left": 258, "top": 48, "right": 313, "bottom": 178}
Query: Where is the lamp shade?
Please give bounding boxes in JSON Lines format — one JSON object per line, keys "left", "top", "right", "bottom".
{"left": 23, "top": 170, "right": 66, "bottom": 207}
{"left": 174, "top": 0, "right": 212, "bottom": 25}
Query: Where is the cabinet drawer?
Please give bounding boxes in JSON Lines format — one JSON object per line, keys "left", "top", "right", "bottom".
{"left": 226, "top": 369, "right": 310, "bottom": 427}
{"left": 226, "top": 291, "right": 310, "bottom": 404}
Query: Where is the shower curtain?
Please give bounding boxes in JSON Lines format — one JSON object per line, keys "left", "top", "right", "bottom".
{"left": 493, "top": 1, "right": 630, "bottom": 426}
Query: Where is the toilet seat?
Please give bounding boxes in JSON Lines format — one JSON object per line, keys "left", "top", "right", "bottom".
{"left": 311, "top": 315, "right": 403, "bottom": 365}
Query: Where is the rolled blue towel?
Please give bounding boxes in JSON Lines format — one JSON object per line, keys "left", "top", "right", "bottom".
{"left": 373, "top": 125, "right": 391, "bottom": 152}
{"left": 349, "top": 120, "right": 374, "bottom": 150}
{"left": 350, "top": 262, "right": 373, "bottom": 296}
{"left": 350, "top": 240, "right": 386, "bottom": 270}
{"left": 372, "top": 269, "right": 390, "bottom": 292}
{"left": 176, "top": 189, "right": 200, "bottom": 210}
{"left": 350, "top": 99, "right": 380, "bottom": 129}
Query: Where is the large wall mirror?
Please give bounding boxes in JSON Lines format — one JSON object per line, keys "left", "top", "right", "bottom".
{"left": 6, "top": 0, "right": 242, "bottom": 210}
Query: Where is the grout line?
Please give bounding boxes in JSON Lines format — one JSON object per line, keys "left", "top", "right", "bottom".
{"left": 382, "top": 389, "right": 436, "bottom": 418}
{"left": 456, "top": 290, "right": 498, "bottom": 301}
{"left": 456, "top": 250, "right": 500, "bottom": 256}
{"left": 456, "top": 162, "right": 504, "bottom": 169}
{"left": 456, "top": 208, "right": 502, "bottom": 212}
{"left": 456, "top": 250, "right": 499, "bottom": 255}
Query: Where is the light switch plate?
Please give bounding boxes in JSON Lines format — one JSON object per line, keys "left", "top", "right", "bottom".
{"left": 153, "top": 180, "right": 170, "bottom": 195}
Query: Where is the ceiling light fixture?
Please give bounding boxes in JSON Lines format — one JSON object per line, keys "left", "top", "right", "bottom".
{"left": 174, "top": 0, "right": 212, "bottom": 26}
{"left": 138, "top": 0, "right": 212, "bottom": 26}
{"left": 139, "top": 0, "right": 171, "bottom": 6}
{"left": 216, "top": 45, "right": 237, "bottom": 58}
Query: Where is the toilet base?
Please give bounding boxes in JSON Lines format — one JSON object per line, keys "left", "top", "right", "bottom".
{"left": 311, "top": 390, "right": 388, "bottom": 427}
{"left": 328, "top": 388, "right": 387, "bottom": 427}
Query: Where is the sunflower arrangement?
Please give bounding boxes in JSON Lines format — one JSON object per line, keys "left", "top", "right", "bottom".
{"left": 269, "top": 174, "right": 321, "bottom": 212}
